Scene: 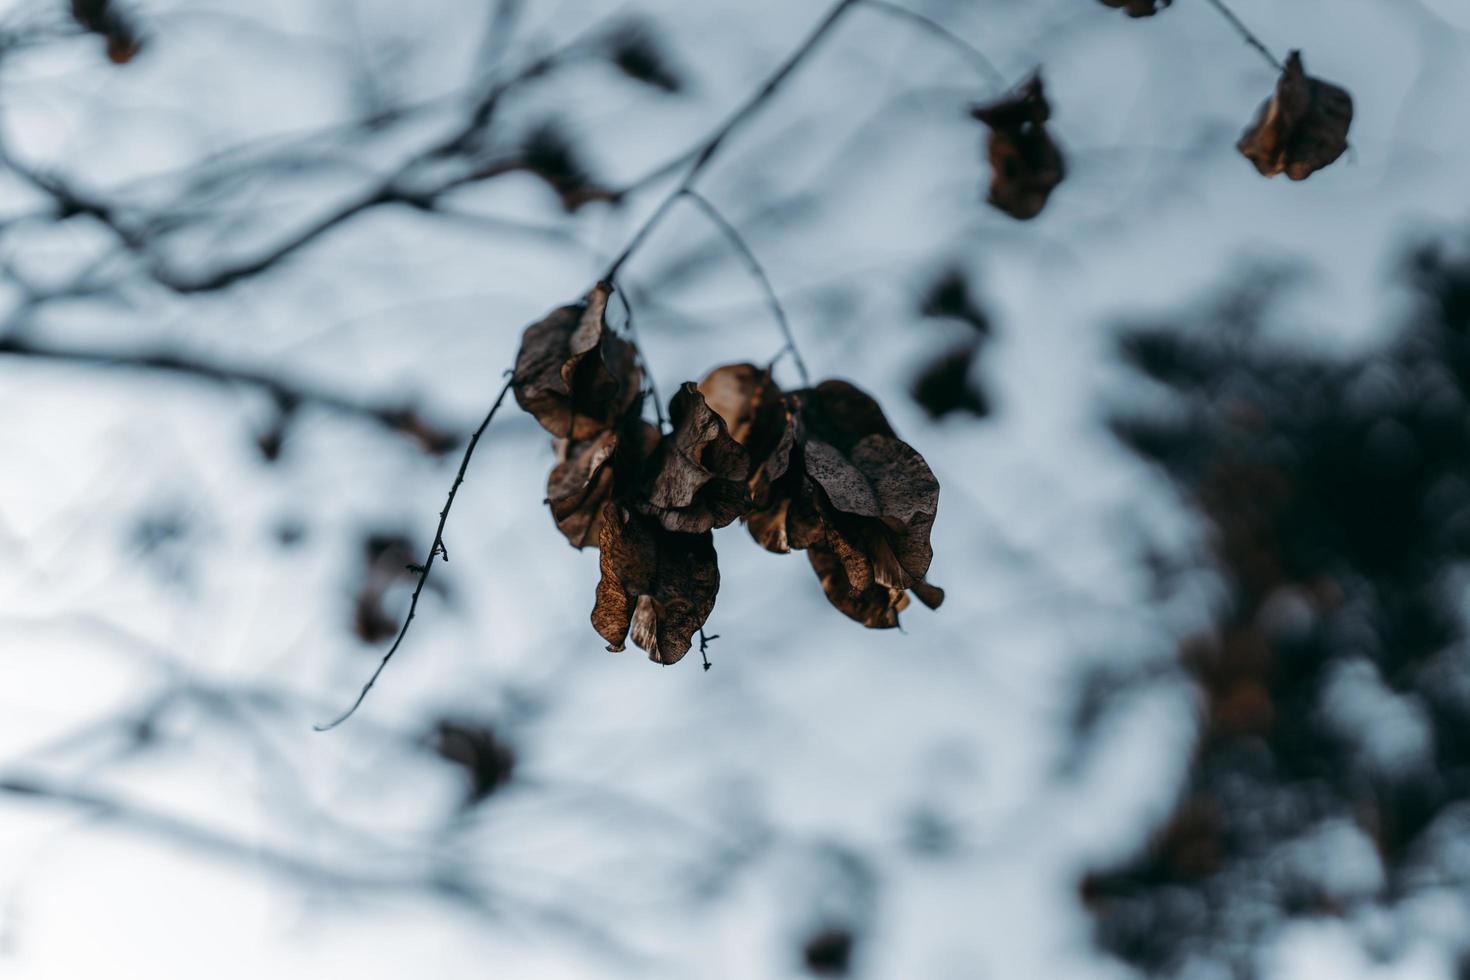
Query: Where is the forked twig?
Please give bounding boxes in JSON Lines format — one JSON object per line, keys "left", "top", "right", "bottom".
{"left": 602, "top": 0, "right": 861, "bottom": 284}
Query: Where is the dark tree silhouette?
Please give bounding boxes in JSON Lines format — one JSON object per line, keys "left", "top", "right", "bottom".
{"left": 1086, "top": 240, "right": 1470, "bottom": 975}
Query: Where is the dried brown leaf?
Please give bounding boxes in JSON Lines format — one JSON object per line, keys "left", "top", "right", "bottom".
{"left": 548, "top": 429, "right": 620, "bottom": 549}
{"left": 807, "top": 434, "right": 945, "bottom": 624}
{"left": 720, "top": 377, "right": 944, "bottom": 626}
{"left": 1237, "top": 51, "right": 1353, "bottom": 181}
{"left": 547, "top": 420, "right": 661, "bottom": 549}
{"left": 699, "top": 363, "right": 774, "bottom": 445}
{"left": 698, "top": 362, "right": 798, "bottom": 509}
{"left": 739, "top": 380, "right": 896, "bottom": 554}
{"left": 804, "top": 439, "right": 882, "bottom": 517}
{"left": 512, "top": 283, "right": 643, "bottom": 439}
{"left": 591, "top": 504, "right": 719, "bottom": 664}
{"left": 809, "top": 538, "right": 911, "bottom": 629}
{"left": 971, "top": 74, "right": 1065, "bottom": 220}
{"left": 638, "top": 383, "right": 751, "bottom": 534}
{"left": 801, "top": 380, "right": 897, "bottom": 450}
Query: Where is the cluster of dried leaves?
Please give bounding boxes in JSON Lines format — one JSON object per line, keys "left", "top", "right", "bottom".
{"left": 512, "top": 284, "right": 944, "bottom": 664}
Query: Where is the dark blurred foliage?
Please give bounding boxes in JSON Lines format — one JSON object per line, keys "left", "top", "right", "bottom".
{"left": 919, "top": 268, "right": 992, "bottom": 335}
{"left": 801, "top": 926, "right": 855, "bottom": 976}
{"left": 911, "top": 344, "right": 989, "bottom": 421}
{"left": 1083, "top": 236, "right": 1470, "bottom": 975}
{"left": 970, "top": 74, "right": 1066, "bottom": 221}
{"left": 272, "top": 517, "right": 307, "bottom": 549}
{"left": 794, "top": 846, "right": 875, "bottom": 978}
{"left": 70, "top": 0, "right": 141, "bottom": 63}
{"left": 129, "top": 507, "right": 194, "bottom": 583}
{"left": 351, "top": 531, "right": 422, "bottom": 644}
{"left": 518, "top": 122, "right": 618, "bottom": 213}
{"left": 255, "top": 393, "right": 298, "bottom": 463}
{"left": 428, "top": 719, "right": 517, "bottom": 806}
{"left": 911, "top": 267, "right": 992, "bottom": 420}
{"left": 604, "top": 20, "right": 685, "bottom": 95}
{"left": 1098, "top": 0, "right": 1173, "bottom": 18}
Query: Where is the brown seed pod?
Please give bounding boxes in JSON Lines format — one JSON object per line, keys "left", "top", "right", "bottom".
{"left": 699, "top": 368, "right": 944, "bottom": 628}
{"left": 637, "top": 383, "right": 751, "bottom": 534}
{"left": 512, "top": 282, "right": 643, "bottom": 440}
{"left": 591, "top": 503, "right": 719, "bottom": 664}
{"left": 547, "top": 416, "right": 663, "bottom": 550}
{"left": 971, "top": 73, "right": 1066, "bottom": 221}
{"left": 547, "top": 429, "right": 622, "bottom": 550}
{"left": 698, "top": 362, "right": 779, "bottom": 447}
{"left": 1237, "top": 51, "right": 1353, "bottom": 181}
{"left": 697, "top": 363, "right": 795, "bottom": 510}
{"left": 801, "top": 430, "right": 945, "bottom": 625}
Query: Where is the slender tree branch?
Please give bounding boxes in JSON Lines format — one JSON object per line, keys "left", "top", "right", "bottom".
{"left": 602, "top": 0, "right": 861, "bottom": 283}
{"left": 0, "top": 766, "right": 654, "bottom": 965}
{"left": 610, "top": 0, "right": 1008, "bottom": 201}
{"left": 680, "top": 189, "right": 810, "bottom": 386}
{"left": 151, "top": 160, "right": 530, "bottom": 294}
{"left": 0, "top": 774, "right": 436, "bottom": 894}
{"left": 316, "top": 376, "right": 516, "bottom": 731}
{"left": 613, "top": 286, "right": 668, "bottom": 429}
{"left": 5, "top": 27, "right": 607, "bottom": 299}
{"left": 154, "top": 186, "right": 400, "bottom": 294}
{"left": 859, "top": 0, "right": 1006, "bottom": 89}
{"left": 1200, "top": 0, "right": 1283, "bottom": 71}
{"left": 0, "top": 335, "right": 460, "bottom": 451}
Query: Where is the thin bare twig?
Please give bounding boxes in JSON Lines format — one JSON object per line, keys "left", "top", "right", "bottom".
{"left": 859, "top": 0, "right": 1007, "bottom": 89}
{"left": 697, "top": 629, "right": 718, "bottom": 672}
{"left": 0, "top": 336, "right": 460, "bottom": 450}
{"left": 602, "top": 0, "right": 861, "bottom": 283}
{"left": 1200, "top": 0, "right": 1283, "bottom": 71}
{"left": 614, "top": 286, "right": 669, "bottom": 430}
{"left": 5, "top": 25, "right": 609, "bottom": 299}
{"left": 316, "top": 376, "right": 516, "bottom": 731}
{"left": 611, "top": 0, "right": 1011, "bottom": 201}
{"left": 0, "top": 774, "right": 434, "bottom": 893}
{"left": 680, "top": 189, "right": 810, "bottom": 386}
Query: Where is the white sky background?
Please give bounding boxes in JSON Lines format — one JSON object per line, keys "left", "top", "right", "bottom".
{"left": 1, "top": 0, "right": 1469, "bottom": 977}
